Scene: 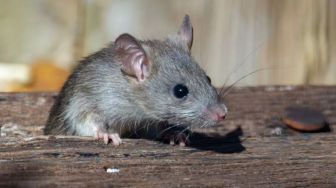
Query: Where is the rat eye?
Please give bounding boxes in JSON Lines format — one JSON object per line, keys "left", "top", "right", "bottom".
{"left": 206, "top": 75, "right": 211, "bottom": 84}
{"left": 173, "top": 84, "right": 189, "bottom": 99}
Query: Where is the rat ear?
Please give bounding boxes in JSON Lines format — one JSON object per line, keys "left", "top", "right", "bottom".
{"left": 114, "top": 33, "right": 149, "bottom": 82}
{"left": 177, "top": 15, "right": 193, "bottom": 50}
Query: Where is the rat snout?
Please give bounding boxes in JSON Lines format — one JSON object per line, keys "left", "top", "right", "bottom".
{"left": 205, "top": 104, "right": 228, "bottom": 122}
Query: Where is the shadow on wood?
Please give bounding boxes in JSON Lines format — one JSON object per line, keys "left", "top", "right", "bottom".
{"left": 189, "top": 127, "right": 245, "bottom": 153}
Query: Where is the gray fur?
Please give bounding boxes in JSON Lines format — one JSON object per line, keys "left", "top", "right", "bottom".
{"left": 44, "top": 16, "right": 226, "bottom": 139}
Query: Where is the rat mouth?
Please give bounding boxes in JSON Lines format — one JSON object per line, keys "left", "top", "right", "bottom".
{"left": 158, "top": 106, "right": 223, "bottom": 128}
{"left": 165, "top": 114, "right": 218, "bottom": 129}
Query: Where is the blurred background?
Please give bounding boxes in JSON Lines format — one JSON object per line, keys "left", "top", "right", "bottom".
{"left": 0, "top": 0, "right": 335, "bottom": 92}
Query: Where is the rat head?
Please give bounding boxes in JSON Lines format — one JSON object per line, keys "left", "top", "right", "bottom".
{"left": 114, "top": 15, "right": 227, "bottom": 128}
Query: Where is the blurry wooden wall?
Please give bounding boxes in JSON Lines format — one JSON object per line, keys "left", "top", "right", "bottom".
{"left": 0, "top": 0, "right": 335, "bottom": 91}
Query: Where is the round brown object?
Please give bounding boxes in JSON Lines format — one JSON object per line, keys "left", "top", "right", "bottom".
{"left": 283, "top": 106, "right": 326, "bottom": 132}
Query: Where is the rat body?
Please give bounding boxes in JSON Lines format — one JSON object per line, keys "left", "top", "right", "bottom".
{"left": 44, "top": 15, "right": 227, "bottom": 145}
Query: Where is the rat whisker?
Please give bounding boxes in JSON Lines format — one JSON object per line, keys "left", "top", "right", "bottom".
{"left": 220, "top": 39, "right": 266, "bottom": 94}
{"left": 200, "top": 121, "right": 209, "bottom": 128}
{"left": 159, "top": 124, "right": 181, "bottom": 135}
{"left": 178, "top": 126, "right": 190, "bottom": 136}
{"left": 220, "top": 68, "right": 271, "bottom": 97}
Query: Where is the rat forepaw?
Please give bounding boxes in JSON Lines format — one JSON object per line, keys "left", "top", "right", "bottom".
{"left": 160, "top": 131, "right": 190, "bottom": 147}
{"left": 95, "top": 131, "right": 122, "bottom": 146}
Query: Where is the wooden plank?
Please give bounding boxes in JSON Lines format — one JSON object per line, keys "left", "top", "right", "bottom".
{"left": 1, "top": 134, "right": 335, "bottom": 187}
{"left": 0, "top": 86, "right": 335, "bottom": 187}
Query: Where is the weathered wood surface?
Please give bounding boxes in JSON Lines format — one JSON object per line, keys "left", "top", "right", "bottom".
{"left": 0, "top": 86, "right": 335, "bottom": 187}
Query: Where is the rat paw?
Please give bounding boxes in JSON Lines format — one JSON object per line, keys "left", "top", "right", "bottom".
{"left": 95, "top": 132, "right": 122, "bottom": 146}
{"left": 160, "top": 130, "right": 191, "bottom": 146}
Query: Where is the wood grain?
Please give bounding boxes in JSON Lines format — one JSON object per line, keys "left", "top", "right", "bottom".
{"left": 0, "top": 86, "right": 335, "bottom": 187}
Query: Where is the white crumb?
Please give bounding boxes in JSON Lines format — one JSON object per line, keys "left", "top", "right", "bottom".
{"left": 106, "top": 168, "right": 120, "bottom": 173}
{"left": 271, "top": 127, "right": 283, "bottom": 136}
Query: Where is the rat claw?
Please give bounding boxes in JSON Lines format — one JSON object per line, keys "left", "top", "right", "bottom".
{"left": 176, "top": 134, "right": 189, "bottom": 147}
{"left": 162, "top": 131, "right": 190, "bottom": 146}
{"left": 94, "top": 131, "right": 100, "bottom": 140}
{"left": 109, "top": 133, "right": 122, "bottom": 146}
{"left": 95, "top": 130, "right": 122, "bottom": 145}
{"left": 179, "top": 141, "right": 186, "bottom": 147}
{"left": 103, "top": 134, "right": 109, "bottom": 144}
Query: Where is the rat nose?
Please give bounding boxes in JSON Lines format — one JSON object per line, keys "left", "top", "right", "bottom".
{"left": 215, "top": 112, "right": 226, "bottom": 121}
{"left": 207, "top": 104, "right": 227, "bottom": 122}
{"left": 212, "top": 110, "right": 226, "bottom": 122}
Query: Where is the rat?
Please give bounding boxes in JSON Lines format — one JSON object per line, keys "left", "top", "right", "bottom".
{"left": 44, "top": 15, "right": 227, "bottom": 146}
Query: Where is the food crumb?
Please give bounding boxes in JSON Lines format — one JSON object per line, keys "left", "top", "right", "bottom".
{"left": 106, "top": 168, "right": 120, "bottom": 173}
{"left": 271, "top": 127, "right": 283, "bottom": 136}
